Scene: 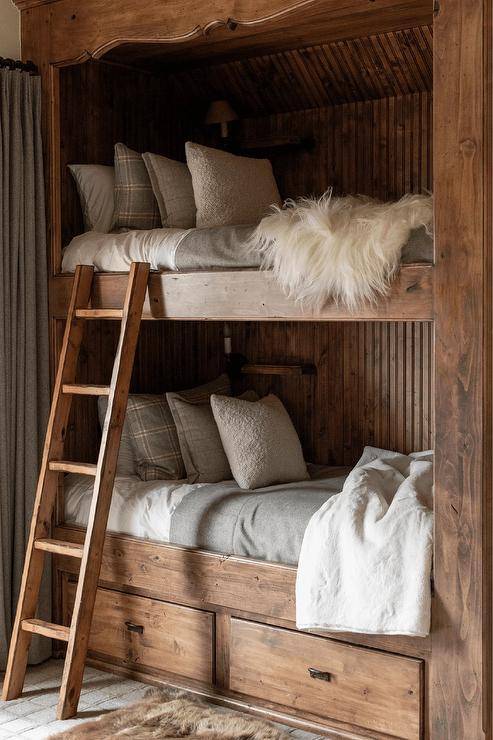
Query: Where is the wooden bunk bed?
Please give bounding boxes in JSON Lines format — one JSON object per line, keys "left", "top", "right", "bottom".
{"left": 13, "top": 0, "right": 492, "bottom": 738}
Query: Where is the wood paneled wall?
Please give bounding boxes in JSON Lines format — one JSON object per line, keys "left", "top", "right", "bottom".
{"left": 59, "top": 25, "right": 432, "bottom": 244}
{"left": 238, "top": 93, "right": 432, "bottom": 201}
{"left": 59, "top": 61, "right": 184, "bottom": 245}
{"left": 65, "top": 320, "right": 433, "bottom": 468}
{"left": 59, "top": 29, "right": 434, "bottom": 471}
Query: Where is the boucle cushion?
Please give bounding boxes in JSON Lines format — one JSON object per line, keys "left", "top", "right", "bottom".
{"left": 98, "top": 396, "right": 135, "bottom": 476}
{"left": 114, "top": 143, "right": 161, "bottom": 230}
{"left": 125, "top": 394, "right": 185, "bottom": 481}
{"left": 142, "top": 152, "right": 196, "bottom": 228}
{"left": 185, "top": 142, "right": 281, "bottom": 228}
{"left": 166, "top": 375, "right": 232, "bottom": 484}
{"left": 211, "top": 393, "right": 309, "bottom": 490}
{"left": 68, "top": 164, "right": 115, "bottom": 233}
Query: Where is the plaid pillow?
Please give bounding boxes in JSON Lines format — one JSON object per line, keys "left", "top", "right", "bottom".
{"left": 114, "top": 143, "right": 161, "bottom": 230}
{"left": 98, "top": 396, "right": 136, "bottom": 476}
{"left": 126, "top": 395, "right": 185, "bottom": 481}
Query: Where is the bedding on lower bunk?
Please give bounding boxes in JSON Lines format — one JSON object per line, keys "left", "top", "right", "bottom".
{"left": 64, "top": 465, "right": 348, "bottom": 565}
{"left": 64, "top": 447, "right": 433, "bottom": 636}
{"left": 61, "top": 223, "right": 433, "bottom": 274}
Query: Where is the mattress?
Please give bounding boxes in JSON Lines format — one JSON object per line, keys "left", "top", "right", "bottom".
{"left": 61, "top": 224, "right": 433, "bottom": 274}
{"left": 64, "top": 465, "right": 349, "bottom": 565}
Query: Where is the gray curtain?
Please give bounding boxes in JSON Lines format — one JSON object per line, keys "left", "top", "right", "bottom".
{"left": 0, "top": 68, "right": 50, "bottom": 668}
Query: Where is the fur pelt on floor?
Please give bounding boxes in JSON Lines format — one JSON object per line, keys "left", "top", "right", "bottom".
{"left": 250, "top": 191, "right": 433, "bottom": 310}
{"left": 51, "top": 686, "right": 291, "bottom": 739}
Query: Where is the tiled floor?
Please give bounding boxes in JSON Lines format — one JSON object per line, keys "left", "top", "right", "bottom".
{"left": 0, "top": 660, "right": 150, "bottom": 738}
{"left": 0, "top": 660, "right": 323, "bottom": 739}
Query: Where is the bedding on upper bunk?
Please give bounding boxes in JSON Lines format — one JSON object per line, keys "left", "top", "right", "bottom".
{"left": 64, "top": 465, "right": 349, "bottom": 565}
{"left": 250, "top": 192, "right": 434, "bottom": 310}
{"left": 61, "top": 222, "right": 433, "bottom": 274}
{"left": 61, "top": 224, "right": 259, "bottom": 273}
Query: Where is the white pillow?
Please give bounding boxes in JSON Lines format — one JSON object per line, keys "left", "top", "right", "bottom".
{"left": 142, "top": 152, "right": 196, "bottom": 228}
{"left": 98, "top": 396, "right": 136, "bottom": 477}
{"left": 211, "top": 393, "right": 309, "bottom": 490}
{"left": 185, "top": 142, "right": 281, "bottom": 228}
{"left": 68, "top": 164, "right": 115, "bottom": 233}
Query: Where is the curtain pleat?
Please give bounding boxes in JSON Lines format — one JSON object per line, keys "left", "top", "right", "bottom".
{"left": 0, "top": 69, "right": 50, "bottom": 668}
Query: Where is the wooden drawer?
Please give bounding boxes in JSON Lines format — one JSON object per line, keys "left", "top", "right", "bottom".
{"left": 230, "top": 619, "right": 422, "bottom": 739}
{"left": 64, "top": 581, "right": 214, "bottom": 684}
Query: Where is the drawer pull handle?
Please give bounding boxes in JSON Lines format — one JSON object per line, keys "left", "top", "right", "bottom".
{"left": 308, "top": 667, "right": 332, "bottom": 682}
{"left": 125, "top": 621, "right": 144, "bottom": 634}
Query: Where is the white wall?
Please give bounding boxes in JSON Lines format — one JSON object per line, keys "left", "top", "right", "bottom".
{"left": 0, "top": 0, "right": 20, "bottom": 59}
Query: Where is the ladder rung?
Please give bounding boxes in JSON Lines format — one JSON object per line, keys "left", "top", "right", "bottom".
{"left": 21, "top": 619, "right": 70, "bottom": 642}
{"left": 34, "top": 539, "right": 84, "bottom": 558}
{"left": 75, "top": 308, "right": 123, "bottom": 320}
{"left": 62, "top": 384, "right": 111, "bottom": 396}
{"left": 49, "top": 461, "right": 98, "bottom": 476}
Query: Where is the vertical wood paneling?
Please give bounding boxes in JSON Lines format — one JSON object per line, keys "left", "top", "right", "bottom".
{"left": 238, "top": 92, "right": 432, "bottom": 201}
{"left": 66, "top": 320, "right": 433, "bottom": 468}
{"left": 59, "top": 58, "right": 431, "bottom": 242}
{"left": 59, "top": 61, "right": 185, "bottom": 245}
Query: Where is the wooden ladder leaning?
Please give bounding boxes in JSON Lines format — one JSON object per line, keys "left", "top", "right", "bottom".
{"left": 1, "top": 261, "right": 150, "bottom": 720}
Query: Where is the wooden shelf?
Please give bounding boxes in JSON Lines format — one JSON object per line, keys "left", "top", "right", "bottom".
{"left": 50, "top": 265, "right": 433, "bottom": 322}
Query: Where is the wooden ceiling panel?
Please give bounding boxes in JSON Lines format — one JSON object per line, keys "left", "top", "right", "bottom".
{"left": 157, "top": 25, "right": 433, "bottom": 117}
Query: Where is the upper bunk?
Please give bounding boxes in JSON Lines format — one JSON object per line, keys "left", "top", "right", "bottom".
{"left": 28, "top": 0, "right": 434, "bottom": 322}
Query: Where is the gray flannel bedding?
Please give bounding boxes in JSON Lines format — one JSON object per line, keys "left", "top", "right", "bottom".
{"left": 169, "top": 467, "right": 349, "bottom": 565}
{"left": 62, "top": 223, "right": 433, "bottom": 273}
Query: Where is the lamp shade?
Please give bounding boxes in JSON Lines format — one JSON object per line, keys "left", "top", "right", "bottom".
{"left": 205, "top": 99, "right": 238, "bottom": 125}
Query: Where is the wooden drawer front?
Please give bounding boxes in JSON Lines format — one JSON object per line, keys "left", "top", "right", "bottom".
{"left": 65, "top": 583, "right": 214, "bottom": 684}
{"left": 230, "top": 619, "right": 422, "bottom": 739}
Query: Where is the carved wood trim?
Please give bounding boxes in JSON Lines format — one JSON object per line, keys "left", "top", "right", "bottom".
{"left": 77, "top": 0, "right": 320, "bottom": 61}
{"left": 13, "top": 0, "right": 55, "bottom": 8}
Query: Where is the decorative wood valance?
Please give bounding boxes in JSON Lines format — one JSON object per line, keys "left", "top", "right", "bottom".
{"left": 17, "top": 0, "right": 432, "bottom": 68}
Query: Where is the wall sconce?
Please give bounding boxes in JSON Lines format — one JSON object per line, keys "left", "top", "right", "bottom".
{"left": 205, "top": 99, "right": 238, "bottom": 138}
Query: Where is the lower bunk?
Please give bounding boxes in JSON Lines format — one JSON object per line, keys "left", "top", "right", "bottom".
{"left": 53, "top": 524, "right": 428, "bottom": 740}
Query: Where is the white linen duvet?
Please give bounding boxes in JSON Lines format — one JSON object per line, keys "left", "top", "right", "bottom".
{"left": 64, "top": 473, "right": 200, "bottom": 542}
{"left": 296, "top": 447, "right": 433, "bottom": 637}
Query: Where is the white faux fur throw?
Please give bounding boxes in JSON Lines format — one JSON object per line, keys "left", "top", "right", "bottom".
{"left": 250, "top": 192, "right": 433, "bottom": 310}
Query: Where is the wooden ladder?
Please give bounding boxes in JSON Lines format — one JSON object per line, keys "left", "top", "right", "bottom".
{"left": 1, "top": 261, "right": 150, "bottom": 720}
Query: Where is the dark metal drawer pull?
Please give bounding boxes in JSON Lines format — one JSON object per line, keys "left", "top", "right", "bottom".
{"left": 308, "top": 667, "right": 332, "bottom": 682}
{"left": 125, "top": 621, "right": 144, "bottom": 634}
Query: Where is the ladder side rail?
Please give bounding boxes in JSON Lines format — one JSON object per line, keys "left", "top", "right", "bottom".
{"left": 2, "top": 265, "right": 95, "bottom": 701}
{"left": 57, "top": 262, "right": 150, "bottom": 719}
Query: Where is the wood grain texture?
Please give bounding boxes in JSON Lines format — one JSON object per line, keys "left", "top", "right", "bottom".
{"left": 58, "top": 62, "right": 432, "bottom": 245}
{"left": 58, "top": 262, "right": 149, "bottom": 720}
{"left": 18, "top": 0, "right": 432, "bottom": 66}
{"left": 157, "top": 26, "right": 432, "bottom": 112}
{"left": 21, "top": 619, "right": 70, "bottom": 642}
{"left": 432, "top": 0, "right": 491, "bottom": 738}
{"left": 229, "top": 619, "right": 422, "bottom": 739}
{"left": 63, "top": 584, "right": 214, "bottom": 684}
{"left": 59, "top": 317, "right": 432, "bottom": 469}
{"left": 84, "top": 655, "right": 409, "bottom": 740}
{"left": 53, "top": 525, "right": 430, "bottom": 660}
{"left": 50, "top": 267, "right": 433, "bottom": 322}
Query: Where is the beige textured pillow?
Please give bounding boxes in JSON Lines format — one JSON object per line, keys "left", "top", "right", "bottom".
{"left": 142, "top": 152, "right": 196, "bottom": 228}
{"left": 185, "top": 142, "right": 281, "bottom": 228}
{"left": 168, "top": 388, "right": 258, "bottom": 484}
{"left": 211, "top": 393, "right": 309, "bottom": 490}
{"left": 166, "top": 374, "right": 231, "bottom": 484}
